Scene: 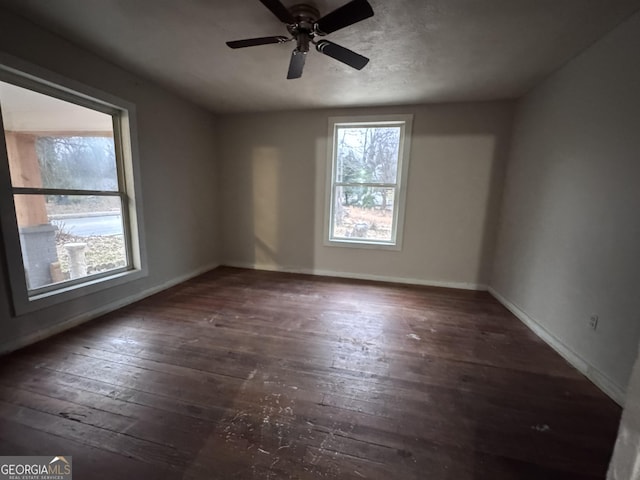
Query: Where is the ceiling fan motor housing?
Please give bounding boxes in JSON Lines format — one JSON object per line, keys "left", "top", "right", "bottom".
{"left": 287, "top": 4, "right": 321, "bottom": 53}
{"left": 288, "top": 4, "right": 321, "bottom": 27}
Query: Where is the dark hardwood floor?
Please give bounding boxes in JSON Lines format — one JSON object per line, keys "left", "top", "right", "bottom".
{"left": 0, "top": 267, "right": 621, "bottom": 479}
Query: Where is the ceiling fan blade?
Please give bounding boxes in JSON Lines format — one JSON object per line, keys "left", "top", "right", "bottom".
{"left": 287, "top": 49, "right": 307, "bottom": 79}
{"left": 226, "top": 36, "right": 289, "bottom": 49}
{"left": 316, "top": 40, "right": 369, "bottom": 70}
{"left": 315, "top": 0, "right": 374, "bottom": 34}
{"left": 259, "top": 0, "right": 296, "bottom": 24}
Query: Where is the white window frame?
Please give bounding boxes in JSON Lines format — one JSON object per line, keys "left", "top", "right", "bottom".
{"left": 0, "top": 53, "right": 147, "bottom": 315}
{"left": 324, "top": 114, "right": 413, "bottom": 250}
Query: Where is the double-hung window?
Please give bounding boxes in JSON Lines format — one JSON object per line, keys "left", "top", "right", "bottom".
{"left": 326, "top": 115, "right": 413, "bottom": 249}
{"left": 0, "top": 57, "right": 146, "bottom": 314}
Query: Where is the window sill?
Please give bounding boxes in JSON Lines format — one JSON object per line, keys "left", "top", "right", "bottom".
{"left": 325, "top": 238, "right": 402, "bottom": 251}
{"left": 12, "top": 266, "right": 147, "bottom": 317}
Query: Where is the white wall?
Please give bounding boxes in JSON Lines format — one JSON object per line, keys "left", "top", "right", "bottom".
{"left": 491, "top": 10, "right": 640, "bottom": 402}
{"left": 0, "top": 10, "right": 220, "bottom": 350}
{"left": 218, "top": 102, "right": 513, "bottom": 289}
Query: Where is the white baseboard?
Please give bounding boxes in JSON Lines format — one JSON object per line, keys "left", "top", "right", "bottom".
{"left": 223, "top": 261, "right": 487, "bottom": 291}
{"left": 488, "top": 287, "right": 626, "bottom": 406}
{"left": 0, "top": 261, "right": 221, "bottom": 355}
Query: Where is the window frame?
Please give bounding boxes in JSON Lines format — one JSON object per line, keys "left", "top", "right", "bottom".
{"left": 0, "top": 53, "right": 147, "bottom": 315}
{"left": 324, "top": 114, "right": 413, "bottom": 250}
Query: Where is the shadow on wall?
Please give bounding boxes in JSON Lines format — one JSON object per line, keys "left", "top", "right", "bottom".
{"left": 419, "top": 104, "right": 514, "bottom": 287}
{"left": 404, "top": 131, "right": 508, "bottom": 286}
{"left": 478, "top": 132, "right": 511, "bottom": 286}
{"left": 249, "top": 143, "right": 317, "bottom": 270}
{"left": 252, "top": 147, "right": 282, "bottom": 267}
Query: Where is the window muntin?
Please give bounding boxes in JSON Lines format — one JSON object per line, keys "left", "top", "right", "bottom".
{"left": 327, "top": 116, "right": 412, "bottom": 248}
{"left": 0, "top": 71, "right": 140, "bottom": 303}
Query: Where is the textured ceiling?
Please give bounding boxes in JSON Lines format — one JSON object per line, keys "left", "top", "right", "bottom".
{"left": 1, "top": 0, "right": 639, "bottom": 113}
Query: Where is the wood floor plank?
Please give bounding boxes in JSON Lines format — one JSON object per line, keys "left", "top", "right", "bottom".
{"left": 0, "top": 267, "right": 621, "bottom": 479}
{"left": 0, "top": 416, "right": 174, "bottom": 479}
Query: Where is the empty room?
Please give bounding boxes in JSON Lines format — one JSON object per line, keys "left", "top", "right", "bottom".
{"left": 0, "top": 0, "right": 639, "bottom": 479}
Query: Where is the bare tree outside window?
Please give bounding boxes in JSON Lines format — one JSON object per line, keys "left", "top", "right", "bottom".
{"left": 36, "top": 136, "right": 118, "bottom": 191}
{"left": 328, "top": 117, "right": 411, "bottom": 247}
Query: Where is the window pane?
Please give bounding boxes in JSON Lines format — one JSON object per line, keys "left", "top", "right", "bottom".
{"left": 0, "top": 80, "right": 118, "bottom": 190}
{"left": 14, "top": 194, "right": 128, "bottom": 290}
{"left": 335, "top": 126, "right": 401, "bottom": 184}
{"left": 332, "top": 186, "right": 395, "bottom": 242}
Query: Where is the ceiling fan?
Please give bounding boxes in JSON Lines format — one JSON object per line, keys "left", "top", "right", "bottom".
{"left": 226, "top": 0, "right": 374, "bottom": 79}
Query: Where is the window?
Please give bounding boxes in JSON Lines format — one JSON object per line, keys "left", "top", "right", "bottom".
{"left": 0, "top": 58, "right": 146, "bottom": 314}
{"left": 325, "top": 115, "right": 413, "bottom": 249}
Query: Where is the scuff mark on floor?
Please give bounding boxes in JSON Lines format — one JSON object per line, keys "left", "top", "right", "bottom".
{"left": 531, "top": 424, "right": 550, "bottom": 432}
